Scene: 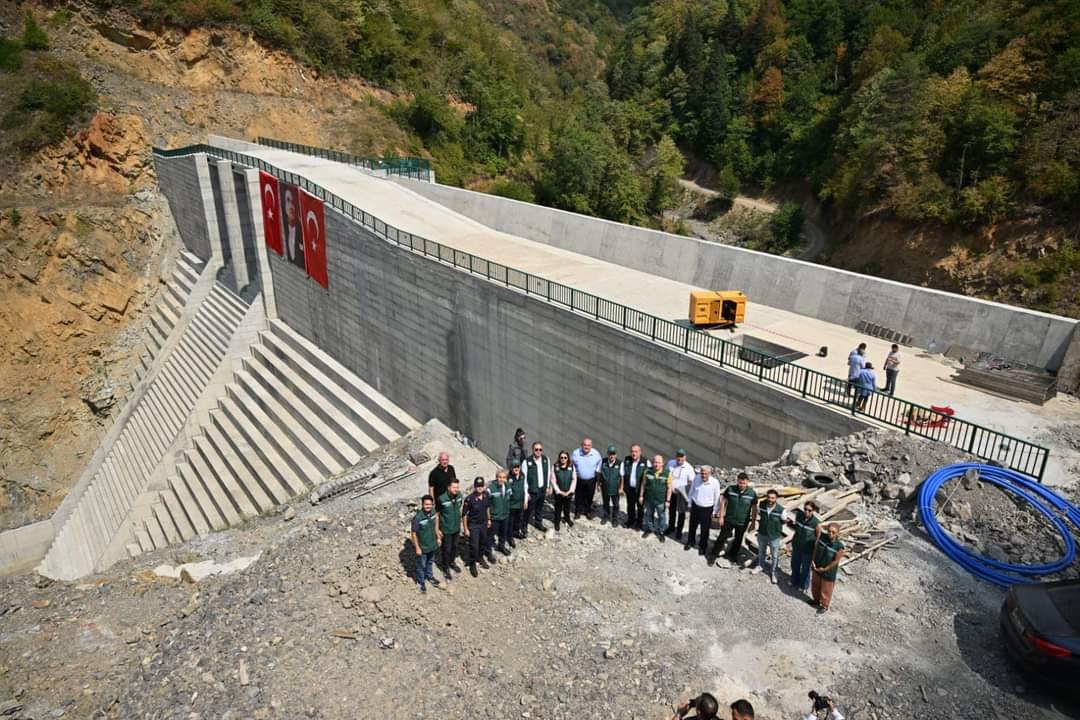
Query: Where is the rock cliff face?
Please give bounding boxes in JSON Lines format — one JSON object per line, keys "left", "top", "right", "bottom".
{"left": 0, "top": 1, "right": 412, "bottom": 529}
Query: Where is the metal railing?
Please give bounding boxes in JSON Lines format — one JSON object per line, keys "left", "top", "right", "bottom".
{"left": 255, "top": 137, "right": 432, "bottom": 181}
{"left": 152, "top": 144, "right": 1051, "bottom": 481}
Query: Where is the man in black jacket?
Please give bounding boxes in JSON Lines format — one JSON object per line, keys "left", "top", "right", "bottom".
{"left": 621, "top": 444, "right": 647, "bottom": 529}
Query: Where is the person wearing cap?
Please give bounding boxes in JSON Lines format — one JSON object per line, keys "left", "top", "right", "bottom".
{"left": 685, "top": 465, "right": 720, "bottom": 555}
{"left": 506, "top": 428, "right": 528, "bottom": 470}
{"left": 598, "top": 445, "right": 622, "bottom": 525}
{"left": 489, "top": 470, "right": 514, "bottom": 555}
{"left": 620, "top": 444, "right": 647, "bottom": 529}
{"left": 640, "top": 454, "right": 673, "bottom": 541}
{"left": 507, "top": 459, "right": 528, "bottom": 542}
{"left": 462, "top": 477, "right": 495, "bottom": 577}
{"left": 552, "top": 450, "right": 577, "bottom": 531}
{"left": 571, "top": 437, "right": 603, "bottom": 520}
{"left": 666, "top": 449, "right": 695, "bottom": 542}
{"left": 523, "top": 441, "right": 554, "bottom": 532}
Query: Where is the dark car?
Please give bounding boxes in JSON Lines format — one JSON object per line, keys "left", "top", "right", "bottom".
{"left": 1000, "top": 578, "right": 1080, "bottom": 693}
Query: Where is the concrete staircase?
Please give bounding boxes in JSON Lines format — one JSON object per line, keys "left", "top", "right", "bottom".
{"left": 135, "top": 251, "right": 204, "bottom": 382}
{"left": 38, "top": 282, "right": 249, "bottom": 580}
{"left": 128, "top": 320, "right": 419, "bottom": 554}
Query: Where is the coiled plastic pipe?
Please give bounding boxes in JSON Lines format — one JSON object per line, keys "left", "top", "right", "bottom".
{"left": 917, "top": 464, "right": 1080, "bottom": 587}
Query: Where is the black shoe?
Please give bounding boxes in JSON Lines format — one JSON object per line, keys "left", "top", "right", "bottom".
{"left": 698, "top": 548, "right": 706, "bottom": 556}
{"left": 673, "top": 532, "right": 683, "bottom": 542}
{"left": 554, "top": 524, "right": 561, "bottom": 532}
{"left": 451, "top": 563, "right": 462, "bottom": 573}
{"left": 508, "top": 538, "right": 516, "bottom": 548}
{"left": 470, "top": 564, "right": 478, "bottom": 578}
{"left": 479, "top": 558, "right": 489, "bottom": 570}
{"left": 683, "top": 543, "right": 693, "bottom": 551}
{"left": 659, "top": 534, "right": 666, "bottom": 543}
{"left": 706, "top": 554, "right": 716, "bottom": 566}
{"left": 664, "top": 528, "right": 675, "bottom": 537}
{"left": 486, "top": 553, "right": 497, "bottom": 564}
{"left": 567, "top": 519, "right": 575, "bottom": 528}
{"left": 807, "top": 598, "right": 820, "bottom": 607}
{"left": 499, "top": 546, "right": 511, "bottom": 556}
{"left": 641, "top": 530, "right": 651, "bottom": 539}
{"left": 429, "top": 577, "right": 441, "bottom": 587}
{"left": 573, "top": 513, "right": 581, "bottom": 520}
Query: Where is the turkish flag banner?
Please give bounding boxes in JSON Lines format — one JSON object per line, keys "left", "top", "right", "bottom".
{"left": 300, "top": 189, "right": 328, "bottom": 288}
{"left": 258, "top": 171, "right": 283, "bottom": 256}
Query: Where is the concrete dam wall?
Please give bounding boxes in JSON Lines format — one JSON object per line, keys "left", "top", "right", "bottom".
{"left": 395, "top": 180, "right": 1078, "bottom": 372}
{"left": 158, "top": 154, "right": 867, "bottom": 468}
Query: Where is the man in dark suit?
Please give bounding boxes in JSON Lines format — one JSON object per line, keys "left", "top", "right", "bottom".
{"left": 281, "top": 183, "right": 305, "bottom": 270}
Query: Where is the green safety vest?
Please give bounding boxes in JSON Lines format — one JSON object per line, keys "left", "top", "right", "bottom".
{"left": 554, "top": 466, "right": 574, "bottom": 492}
{"left": 413, "top": 510, "right": 438, "bottom": 553}
{"left": 437, "top": 491, "right": 463, "bottom": 534}
{"left": 643, "top": 468, "right": 671, "bottom": 506}
{"left": 600, "top": 460, "right": 621, "bottom": 495}
{"left": 489, "top": 483, "right": 512, "bottom": 520}
{"left": 813, "top": 536, "right": 844, "bottom": 581}
{"left": 524, "top": 456, "right": 550, "bottom": 493}
{"left": 757, "top": 502, "right": 785, "bottom": 540}
{"left": 507, "top": 470, "right": 526, "bottom": 508}
{"left": 723, "top": 485, "right": 757, "bottom": 525}
{"left": 793, "top": 510, "right": 819, "bottom": 550}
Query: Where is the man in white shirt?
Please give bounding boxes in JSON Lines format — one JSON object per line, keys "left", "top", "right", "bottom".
{"left": 620, "top": 444, "right": 647, "bottom": 529}
{"left": 882, "top": 343, "right": 901, "bottom": 395}
{"left": 666, "top": 449, "right": 695, "bottom": 542}
{"left": 571, "top": 437, "right": 603, "bottom": 520}
{"left": 685, "top": 465, "right": 720, "bottom": 555}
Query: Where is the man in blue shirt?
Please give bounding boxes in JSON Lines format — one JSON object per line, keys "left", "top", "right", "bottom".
{"left": 571, "top": 437, "right": 603, "bottom": 520}
{"left": 854, "top": 362, "right": 877, "bottom": 411}
{"left": 846, "top": 343, "right": 866, "bottom": 397}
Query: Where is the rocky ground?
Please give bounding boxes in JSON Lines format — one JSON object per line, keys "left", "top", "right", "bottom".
{"left": 1, "top": 427, "right": 1078, "bottom": 720}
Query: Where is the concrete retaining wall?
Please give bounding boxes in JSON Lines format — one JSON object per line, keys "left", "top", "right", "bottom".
{"left": 261, "top": 198, "right": 869, "bottom": 468}
{"left": 156, "top": 154, "right": 211, "bottom": 261}
{"left": 0, "top": 521, "right": 53, "bottom": 576}
{"left": 396, "top": 180, "right": 1078, "bottom": 372}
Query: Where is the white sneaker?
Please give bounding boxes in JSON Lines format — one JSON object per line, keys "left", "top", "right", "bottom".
{"left": 749, "top": 566, "right": 761, "bottom": 575}
{"left": 770, "top": 575, "right": 778, "bottom": 584}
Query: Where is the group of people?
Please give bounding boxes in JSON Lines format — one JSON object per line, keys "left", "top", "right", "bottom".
{"left": 410, "top": 430, "right": 847, "bottom": 614}
{"left": 846, "top": 342, "right": 902, "bottom": 409}
{"left": 670, "top": 692, "right": 843, "bottom": 720}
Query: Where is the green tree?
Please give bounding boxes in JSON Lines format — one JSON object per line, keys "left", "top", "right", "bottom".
{"left": 647, "top": 134, "right": 685, "bottom": 214}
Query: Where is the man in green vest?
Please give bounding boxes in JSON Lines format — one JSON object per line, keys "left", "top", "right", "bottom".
{"left": 789, "top": 500, "right": 820, "bottom": 593}
{"left": 410, "top": 495, "right": 440, "bottom": 594}
{"left": 436, "top": 479, "right": 463, "bottom": 582}
{"left": 490, "top": 470, "right": 514, "bottom": 555}
{"left": 750, "top": 488, "right": 788, "bottom": 583}
{"left": 507, "top": 459, "right": 528, "bottom": 543}
{"left": 599, "top": 445, "right": 622, "bottom": 525}
{"left": 708, "top": 472, "right": 758, "bottom": 566}
{"left": 811, "top": 522, "right": 845, "bottom": 613}
{"left": 523, "top": 442, "right": 553, "bottom": 533}
{"left": 639, "top": 454, "right": 672, "bottom": 541}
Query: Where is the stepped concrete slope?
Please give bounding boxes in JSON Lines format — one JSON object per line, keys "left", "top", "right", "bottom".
{"left": 134, "top": 251, "right": 205, "bottom": 383}
{"left": 127, "top": 320, "right": 419, "bottom": 556}
{"left": 38, "top": 282, "right": 250, "bottom": 580}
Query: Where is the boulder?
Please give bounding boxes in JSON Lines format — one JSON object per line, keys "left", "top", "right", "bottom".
{"left": 788, "top": 442, "right": 821, "bottom": 466}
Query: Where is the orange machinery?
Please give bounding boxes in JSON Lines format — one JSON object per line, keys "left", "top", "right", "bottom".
{"left": 688, "top": 290, "right": 746, "bottom": 328}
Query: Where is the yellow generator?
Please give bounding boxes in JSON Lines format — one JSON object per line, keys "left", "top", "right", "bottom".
{"left": 689, "top": 290, "right": 746, "bottom": 328}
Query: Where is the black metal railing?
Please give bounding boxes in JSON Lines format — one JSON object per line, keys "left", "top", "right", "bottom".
{"left": 254, "top": 137, "right": 432, "bottom": 181}
{"left": 152, "top": 144, "right": 1052, "bottom": 481}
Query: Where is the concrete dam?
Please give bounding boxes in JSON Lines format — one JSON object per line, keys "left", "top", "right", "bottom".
{"left": 2, "top": 136, "right": 1071, "bottom": 580}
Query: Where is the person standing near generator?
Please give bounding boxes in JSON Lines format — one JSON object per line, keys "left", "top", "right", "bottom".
{"left": 489, "top": 470, "right": 514, "bottom": 555}
{"left": 789, "top": 500, "right": 820, "bottom": 593}
{"left": 436, "top": 479, "right": 464, "bottom": 582}
{"left": 523, "top": 442, "right": 554, "bottom": 533}
{"left": 552, "top": 450, "right": 577, "bottom": 531}
{"left": 708, "top": 472, "right": 758, "bottom": 566}
{"left": 620, "top": 444, "right": 647, "bottom": 529}
{"left": 571, "top": 437, "right": 603, "bottom": 520}
{"left": 507, "top": 459, "right": 528, "bottom": 542}
{"left": 750, "top": 488, "right": 788, "bottom": 583}
{"left": 640, "top": 454, "right": 672, "bottom": 541}
{"left": 462, "top": 477, "right": 495, "bottom": 577}
{"left": 410, "top": 495, "right": 440, "bottom": 594}
{"left": 599, "top": 445, "right": 622, "bottom": 525}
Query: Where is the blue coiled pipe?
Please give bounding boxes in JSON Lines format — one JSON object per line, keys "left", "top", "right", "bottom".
{"left": 917, "top": 464, "right": 1080, "bottom": 587}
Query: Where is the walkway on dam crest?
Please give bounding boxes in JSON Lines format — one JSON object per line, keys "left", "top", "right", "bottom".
{"left": 221, "top": 142, "right": 1080, "bottom": 486}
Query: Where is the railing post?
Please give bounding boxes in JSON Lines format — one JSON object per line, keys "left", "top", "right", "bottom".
{"left": 650, "top": 317, "right": 656, "bottom": 341}
{"left": 717, "top": 341, "right": 725, "bottom": 368}
{"left": 800, "top": 368, "right": 809, "bottom": 398}
{"left": 683, "top": 328, "right": 690, "bottom": 353}
{"left": 1036, "top": 450, "right": 1049, "bottom": 483}
{"left": 967, "top": 425, "right": 977, "bottom": 454}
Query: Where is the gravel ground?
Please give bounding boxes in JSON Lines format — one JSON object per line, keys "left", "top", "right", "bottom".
{"left": 1, "top": 428, "right": 1078, "bottom": 720}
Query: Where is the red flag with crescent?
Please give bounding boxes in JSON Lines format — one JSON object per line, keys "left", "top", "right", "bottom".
{"left": 258, "top": 171, "right": 283, "bottom": 256}
{"left": 300, "top": 189, "right": 328, "bottom": 288}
